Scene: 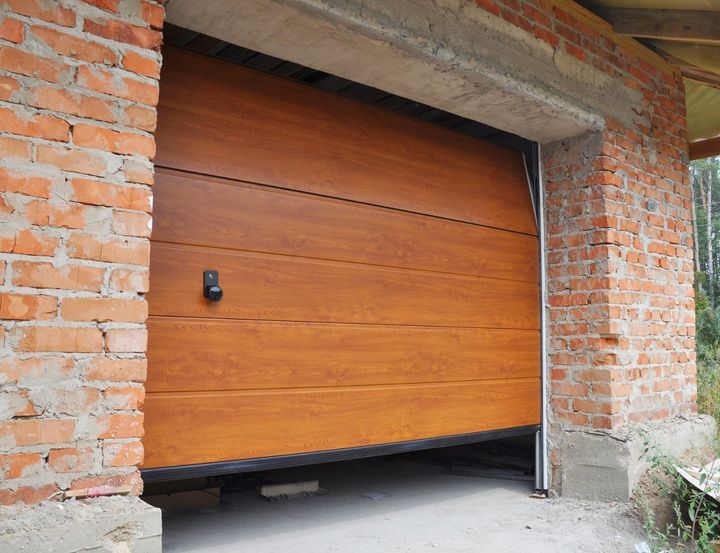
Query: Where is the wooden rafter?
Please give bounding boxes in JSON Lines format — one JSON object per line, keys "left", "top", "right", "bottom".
{"left": 690, "top": 136, "right": 720, "bottom": 160}
{"left": 595, "top": 8, "right": 720, "bottom": 45}
{"left": 682, "top": 66, "right": 720, "bottom": 92}
{"left": 657, "top": 53, "right": 720, "bottom": 91}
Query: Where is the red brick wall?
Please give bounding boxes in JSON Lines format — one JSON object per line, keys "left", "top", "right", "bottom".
{"left": 544, "top": 121, "right": 694, "bottom": 433}
{"left": 473, "top": 0, "right": 693, "bottom": 477}
{"left": 0, "top": 0, "right": 162, "bottom": 505}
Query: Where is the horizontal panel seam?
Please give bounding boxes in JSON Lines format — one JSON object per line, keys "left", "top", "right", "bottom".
{"left": 145, "top": 314, "right": 541, "bottom": 331}
{"left": 149, "top": 238, "right": 540, "bottom": 284}
{"left": 145, "top": 377, "right": 541, "bottom": 397}
{"left": 149, "top": 241, "right": 541, "bottom": 286}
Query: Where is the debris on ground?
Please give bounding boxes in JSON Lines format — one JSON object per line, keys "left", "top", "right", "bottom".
{"left": 359, "top": 491, "right": 389, "bottom": 500}
{"left": 259, "top": 480, "right": 326, "bottom": 502}
{"left": 60, "top": 485, "right": 133, "bottom": 500}
{"left": 144, "top": 488, "right": 221, "bottom": 512}
{"left": 677, "top": 459, "right": 720, "bottom": 504}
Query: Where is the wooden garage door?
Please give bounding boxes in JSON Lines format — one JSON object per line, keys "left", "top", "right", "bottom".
{"left": 142, "top": 47, "right": 541, "bottom": 469}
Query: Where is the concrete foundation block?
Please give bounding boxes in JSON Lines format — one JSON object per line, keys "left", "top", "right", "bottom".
{"left": 557, "top": 415, "right": 716, "bottom": 501}
{"left": 0, "top": 496, "right": 161, "bottom": 553}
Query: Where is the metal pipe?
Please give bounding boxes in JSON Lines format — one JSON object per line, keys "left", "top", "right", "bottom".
{"left": 537, "top": 143, "right": 549, "bottom": 492}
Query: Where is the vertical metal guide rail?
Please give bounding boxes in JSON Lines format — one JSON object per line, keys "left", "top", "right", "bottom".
{"left": 524, "top": 144, "right": 549, "bottom": 494}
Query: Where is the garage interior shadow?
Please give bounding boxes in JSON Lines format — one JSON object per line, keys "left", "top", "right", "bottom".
{"left": 143, "top": 435, "right": 536, "bottom": 552}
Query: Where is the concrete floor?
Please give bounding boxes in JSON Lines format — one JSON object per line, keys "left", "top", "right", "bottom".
{"left": 160, "top": 456, "right": 645, "bottom": 552}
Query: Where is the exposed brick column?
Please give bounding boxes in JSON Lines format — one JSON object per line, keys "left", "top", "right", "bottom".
{"left": 543, "top": 69, "right": 696, "bottom": 491}
{"left": 0, "top": 0, "right": 163, "bottom": 505}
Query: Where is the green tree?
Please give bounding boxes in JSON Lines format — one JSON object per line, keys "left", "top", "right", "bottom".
{"left": 694, "top": 157, "right": 720, "bottom": 302}
{"left": 693, "top": 157, "right": 720, "bottom": 423}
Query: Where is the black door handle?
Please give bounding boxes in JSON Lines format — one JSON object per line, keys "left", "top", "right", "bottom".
{"left": 203, "top": 270, "right": 223, "bottom": 301}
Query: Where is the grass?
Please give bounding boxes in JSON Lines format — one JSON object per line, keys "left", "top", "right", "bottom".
{"left": 698, "top": 359, "right": 720, "bottom": 430}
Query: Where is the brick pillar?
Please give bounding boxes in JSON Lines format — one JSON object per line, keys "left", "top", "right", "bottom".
{"left": 0, "top": 0, "right": 162, "bottom": 506}
{"left": 543, "top": 67, "right": 702, "bottom": 498}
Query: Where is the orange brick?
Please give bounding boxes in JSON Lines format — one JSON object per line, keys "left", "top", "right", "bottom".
{"left": 0, "top": 418, "right": 75, "bottom": 446}
{"left": 76, "top": 65, "right": 159, "bottom": 106}
{"left": 122, "top": 158, "right": 154, "bottom": 184}
{"left": 70, "top": 178, "right": 152, "bottom": 211}
{"left": 555, "top": 411, "right": 589, "bottom": 426}
{"left": 475, "top": 0, "right": 501, "bottom": 17}
{"left": 18, "top": 326, "right": 103, "bottom": 352}
{"left": 0, "top": 293, "right": 56, "bottom": 320}
{"left": 591, "top": 415, "right": 623, "bottom": 429}
{"left": 141, "top": 1, "right": 164, "bottom": 29}
{"left": 121, "top": 104, "right": 156, "bottom": 132}
{"left": 109, "top": 268, "right": 149, "bottom": 293}
{"left": 12, "top": 261, "right": 104, "bottom": 291}
{"left": 32, "top": 26, "right": 117, "bottom": 65}
{"left": 83, "top": 17, "right": 161, "bottom": 50}
{"left": 105, "top": 328, "right": 147, "bottom": 353}
{"left": 73, "top": 123, "right": 155, "bottom": 157}
{"left": 0, "top": 228, "right": 59, "bottom": 255}
{"left": 0, "top": 45, "right": 64, "bottom": 83}
{"left": 0, "top": 135, "right": 31, "bottom": 160}
{"left": 36, "top": 145, "right": 107, "bottom": 176}
{"left": 591, "top": 382, "right": 632, "bottom": 397}
{"left": 123, "top": 75, "right": 160, "bottom": 107}
{"left": 3, "top": 0, "right": 76, "bottom": 27}
{"left": 0, "top": 17, "right": 24, "bottom": 43}
{"left": 112, "top": 210, "right": 151, "bottom": 237}
{"left": 0, "top": 168, "right": 53, "bottom": 198}
{"left": 32, "top": 86, "right": 115, "bottom": 122}
{"left": 104, "top": 386, "right": 145, "bottom": 409}
{"left": 552, "top": 382, "right": 588, "bottom": 397}
{"left": 0, "top": 75, "right": 20, "bottom": 101}
{"left": 98, "top": 413, "right": 144, "bottom": 439}
{"left": 25, "top": 200, "right": 86, "bottom": 229}
{"left": 0, "top": 356, "right": 73, "bottom": 385}
{"left": 0, "top": 453, "right": 43, "bottom": 479}
{"left": 67, "top": 233, "right": 150, "bottom": 265}
{"left": 121, "top": 50, "right": 160, "bottom": 78}
{"left": 85, "top": 357, "right": 146, "bottom": 382}
{"left": 573, "top": 399, "right": 622, "bottom": 415}
{"left": 82, "top": 0, "right": 119, "bottom": 12}
{"left": 0, "top": 105, "right": 70, "bottom": 140}
{"left": 62, "top": 297, "right": 148, "bottom": 323}
{"left": 103, "top": 441, "right": 143, "bottom": 467}
{"left": 48, "top": 447, "right": 94, "bottom": 473}
{"left": 0, "top": 484, "right": 59, "bottom": 506}
{"left": 70, "top": 471, "right": 141, "bottom": 495}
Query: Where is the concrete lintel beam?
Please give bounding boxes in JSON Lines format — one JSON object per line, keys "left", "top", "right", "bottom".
{"left": 163, "top": 0, "right": 639, "bottom": 143}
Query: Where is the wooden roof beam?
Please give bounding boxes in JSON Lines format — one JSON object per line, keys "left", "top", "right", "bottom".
{"left": 682, "top": 66, "right": 720, "bottom": 92}
{"left": 658, "top": 53, "right": 720, "bottom": 91}
{"left": 690, "top": 136, "right": 720, "bottom": 160}
{"left": 595, "top": 8, "right": 720, "bottom": 45}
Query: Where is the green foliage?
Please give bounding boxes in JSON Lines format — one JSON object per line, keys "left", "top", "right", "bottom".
{"left": 694, "top": 159, "right": 720, "bottom": 427}
{"left": 693, "top": 158, "right": 720, "bottom": 301}
{"left": 696, "top": 286, "right": 720, "bottom": 361}
{"left": 638, "top": 440, "right": 720, "bottom": 552}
